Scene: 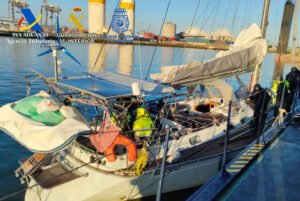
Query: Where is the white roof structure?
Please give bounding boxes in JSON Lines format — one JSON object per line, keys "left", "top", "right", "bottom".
{"left": 183, "top": 27, "right": 209, "bottom": 37}
{"left": 211, "top": 28, "right": 234, "bottom": 37}
{"left": 183, "top": 27, "right": 234, "bottom": 40}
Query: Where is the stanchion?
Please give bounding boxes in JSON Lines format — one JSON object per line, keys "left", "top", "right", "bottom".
{"left": 222, "top": 100, "right": 232, "bottom": 175}
{"left": 156, "top": 125, "right": 170, "bottom": 201}
{"left": 256, "top": 91, "right": 267, "bottom": 144}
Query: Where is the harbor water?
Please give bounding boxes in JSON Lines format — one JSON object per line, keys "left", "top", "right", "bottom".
{"left": 0, "top": 37, "right": 293, "bottom": 200}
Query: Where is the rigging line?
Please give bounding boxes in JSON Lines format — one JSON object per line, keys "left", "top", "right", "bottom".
{"left": 126, "top": 172, "right": 142, "bottom": 199}
{"left": 92, "top": 0, "right": 121, "bottom": 70}
{"left": 209, "top": 0, "right": 220, "bottom": 34}
{"left": 147, "top": 0, "right": 201, "bottom": 134}
{"left": 183, "top": 0, "right": 202, "bottom": 49}
{"left": 247, "top": 0, "right": 254, "bottom": 26}
{"left": 171, "top": 0, "right": 212, "bottom": 66}
{"left": 145, "top": 0, "right": 172, "bottom": 79}
{"left": 199, "top": 0, "right": 219, "bottom": 31}
{"left": 194, "top": 0, "right": 212, "bottom": 26}
{"left": 189, "top": 0, "right": 202, "bottom": 36}
{"left": 231, "top": 0, "right": 239, "bottom": 35}
{"left": 171, "top": 0, "right": 201, "bottom": 79}
{"left": 137, "top": 34, "right": 144, "bottom": 87}
{"left": 242, "top": 0, "right": 249, "bottom": 28}
{"left": 221, "top": 0, "right": 231, "bottom": 28}
{"left": 198, "top": 0, "right": 219, "bottom": 62}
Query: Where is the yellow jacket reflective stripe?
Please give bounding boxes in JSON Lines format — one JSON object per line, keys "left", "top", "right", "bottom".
{"left": 133, "top": 108, "right": 154, "bottom": 137}
{"left": 271, "top": 80, "right": 290, "bottom": 104}
{"left": 110, "top": 112, "right": 130, "bottom": 128}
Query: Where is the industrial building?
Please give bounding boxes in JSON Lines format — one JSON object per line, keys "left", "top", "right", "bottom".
{"left": 88, "top": 0, "right": 135, "bottom": 35}
{"left": 0, "top": 0, "right": 61, "bottom": 32}
{"left": 0, "top": 0, "right": 29, "bottom": 31}
{"left": 41, "top": 0, "right": 62, "bottom": 29}
{"left": 161, "top": 22, "right": 176, "bottom": 39}
{"left": 88, "top": 0, "right": 106, "bottom": 34}
{"left": 119, "top": 0, "right": 135, "bottom": 35}
{"left": 210, "top": 29, "right": 234, "bottom": 41}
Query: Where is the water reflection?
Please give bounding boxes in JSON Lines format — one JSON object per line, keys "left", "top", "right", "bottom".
{"left": 161, "top": 47, "right": 174, "bottom": 66}
{"left": 273, "top": 56, "right": 285, "bottom": 81}
{"left": 88, "top": 43, "right": 107, "bottom": 72}
{"left": 118, "top": 45, "right": 134, "bottom": 75}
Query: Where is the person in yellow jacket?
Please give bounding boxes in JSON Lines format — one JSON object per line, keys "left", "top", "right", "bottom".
{"left": 133, "top": 107, "right": 154, "bottom": 139}
{"left": 271, "top": 78, "right": 290, "bottom": 105}
{"left": 272, "top": 76, "right": 290, "bottom": 117}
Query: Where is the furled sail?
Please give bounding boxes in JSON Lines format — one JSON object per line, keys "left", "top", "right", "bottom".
{"left": 151, "top": 24, "right": 267, "bottom": 86}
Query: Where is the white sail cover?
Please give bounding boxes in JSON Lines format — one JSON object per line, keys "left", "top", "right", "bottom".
{"left": 151, "top": 24, "right": 267, "bottom": 86}
{"left": 0, "top": 92, "right": 91, "bottom": 152}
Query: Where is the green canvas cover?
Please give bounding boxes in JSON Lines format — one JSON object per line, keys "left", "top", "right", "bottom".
{"left": 12, "top": 96, "right": 42, "bottom": 116}
{"left": 31, "top": 111, "right": 66, "bottom": 126}
{"left": 12, "top": 95, "right": 65, "bottom": 126}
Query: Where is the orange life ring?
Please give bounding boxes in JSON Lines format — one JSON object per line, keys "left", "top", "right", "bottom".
{"left": 105, "top": 135, "right": 137, "bottom": 163}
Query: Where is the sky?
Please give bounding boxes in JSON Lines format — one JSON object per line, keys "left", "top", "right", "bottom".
{"left": 0, "top": 0, "right": 298, "bottom": 45}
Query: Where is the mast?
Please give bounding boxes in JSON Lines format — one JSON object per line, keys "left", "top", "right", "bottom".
{"left": 251, "top": 0, "right": 271, "bottom": 90}
{"left": 292, "top": 0, "right": 299, "bottom": 65}
{"left": 260, "top": 0, "right": 271, "bottom": 39}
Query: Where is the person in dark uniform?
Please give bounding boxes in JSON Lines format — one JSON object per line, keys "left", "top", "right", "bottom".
{"left": 286, "top": 67, "right": 300, "bottom": 94}
{"left": 285, "top": 67, "right": 300, "bottom": 110}
{"left": 249, "top": 84, "right": 271, "bottom": 128}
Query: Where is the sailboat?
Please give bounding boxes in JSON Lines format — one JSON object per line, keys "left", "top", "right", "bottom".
{"left": 0, "top": 25, "right": 268, "bottom": 201}
{"left": 0, "top": 3, "right": 270, "bottom": 201}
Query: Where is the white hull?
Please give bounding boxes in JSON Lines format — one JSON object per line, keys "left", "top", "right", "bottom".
{"left": 24, "top": 100, "right": 252, "bottom": 201}
{"left": 25, "top": 153, "right": 227, "bottom": 201}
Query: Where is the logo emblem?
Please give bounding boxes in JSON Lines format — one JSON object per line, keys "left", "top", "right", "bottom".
{"left": 111, "top": 8, "right": 129, "bottom": 34}
{"left": 18, "top": 8, "right": 42, "bottom": 32}
{"left": 69, "top": 13, "right": 84, "bottom": 32}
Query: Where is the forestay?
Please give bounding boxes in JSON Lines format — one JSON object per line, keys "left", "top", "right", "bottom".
{"left": 151, "top": 24, "right": 267, "bottom": 86}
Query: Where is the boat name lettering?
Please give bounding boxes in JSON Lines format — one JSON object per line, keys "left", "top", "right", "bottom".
{"left": 0, "top": 120, "right": 11, "bottom": 127}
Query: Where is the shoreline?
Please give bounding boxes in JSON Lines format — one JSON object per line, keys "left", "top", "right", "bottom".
{"left": 0, "top": 30, "right": 278, "bottom": 52}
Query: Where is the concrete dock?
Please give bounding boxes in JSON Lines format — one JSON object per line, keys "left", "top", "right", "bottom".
{"left": 188, "top": 114, "right": 300, "bottom": 201}
{"left": 223, "top": 124, "right": 300, "bottom": 201}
